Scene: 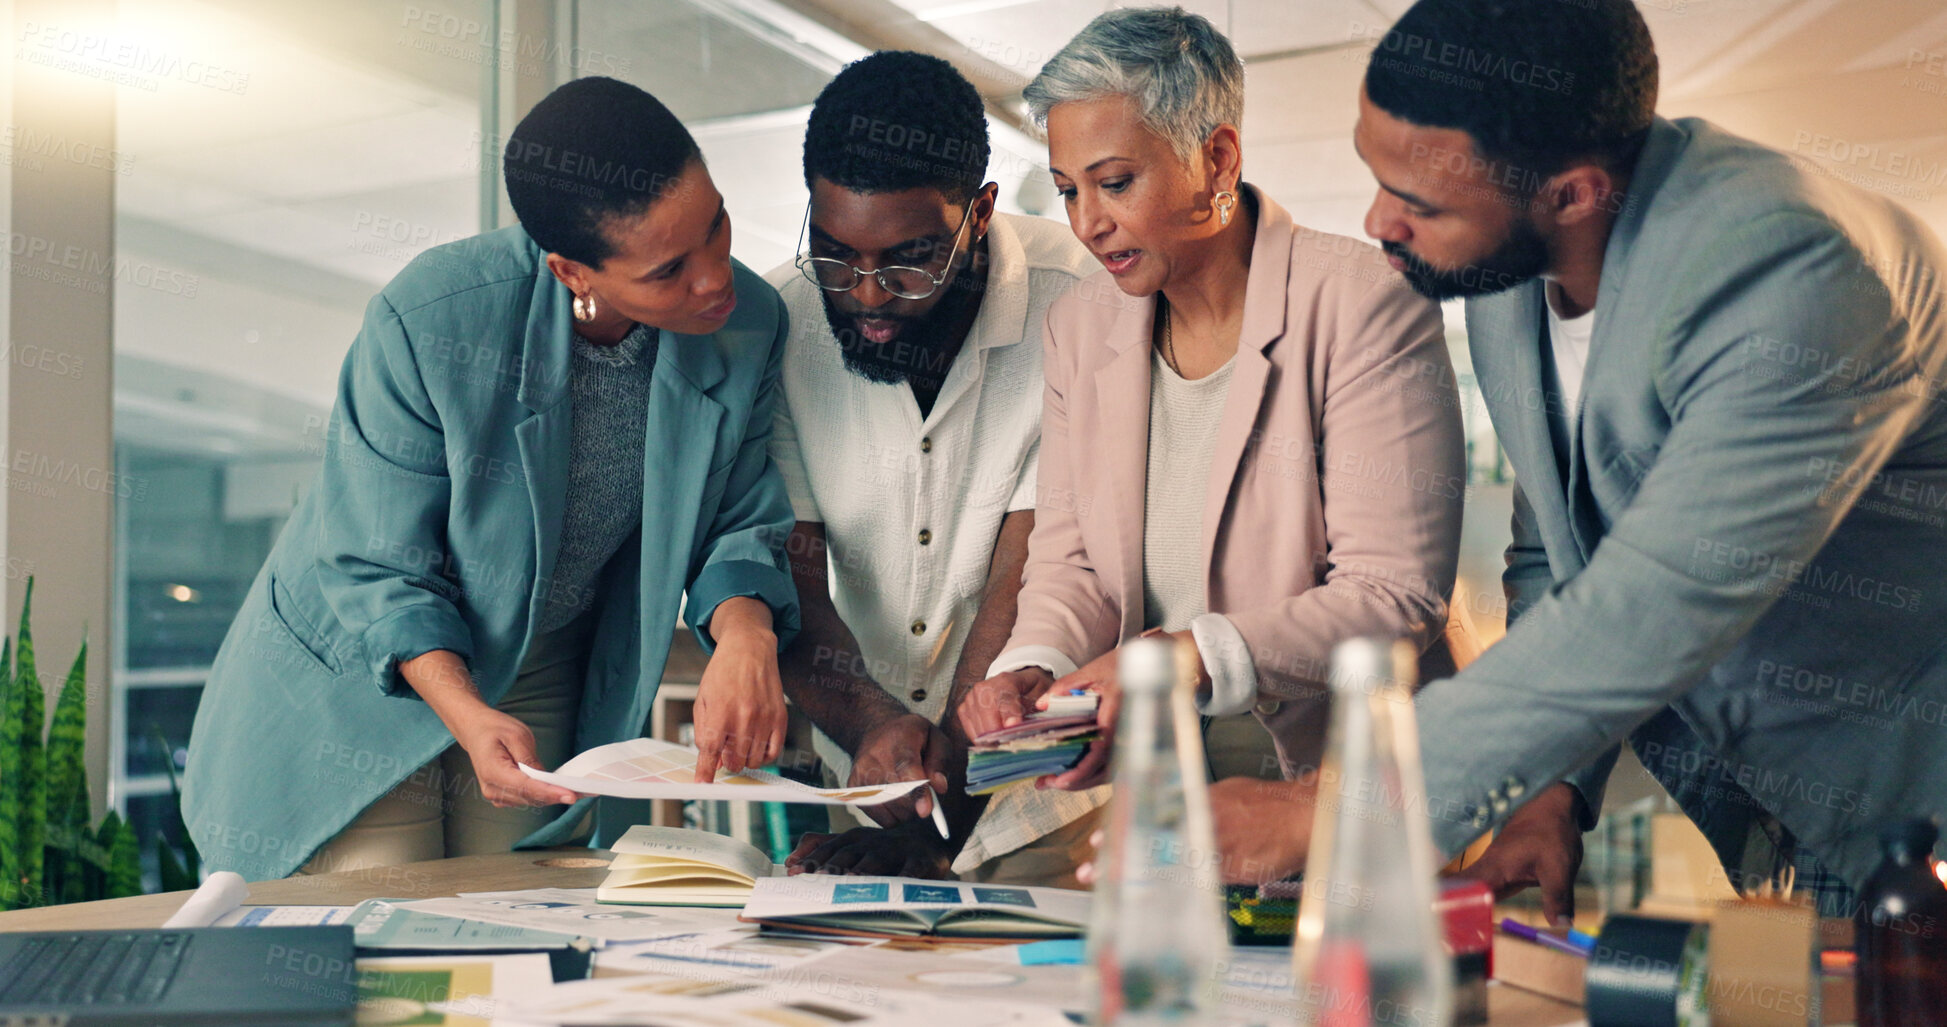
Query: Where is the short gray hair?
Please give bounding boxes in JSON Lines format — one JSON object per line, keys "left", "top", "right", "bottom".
{"left": 1024, "top": 6, "right": 1244, "bottom": 165}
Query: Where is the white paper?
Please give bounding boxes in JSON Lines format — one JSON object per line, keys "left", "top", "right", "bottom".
{"left": 953, "top": 944, "right": 1026, "bottom": 965}
{"left": 1212, "top": 946, "right": 1302, "bottom": 1025}
{"left": 397, "top": 888, "right": 738, "bottom": 942}
{"left": 747, "top": 943, "right": 1089, "bottom": 1014}
{"left": 161, "top": 870, "right": 249, "bottom": 928}
{"left": 521, "top": 737, "right": 926, "bottom": 806}
{"left": 511, "top": 968, "right": 1064, "bottom": 1027}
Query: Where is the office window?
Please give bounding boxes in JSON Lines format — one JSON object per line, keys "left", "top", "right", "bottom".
{"left": 110, "top": 0, "right": 489, "bottom": 882}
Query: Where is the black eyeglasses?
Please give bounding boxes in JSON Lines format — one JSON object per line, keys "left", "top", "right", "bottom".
{"left": 794, "top": 199, "right": 976, "bottom": 300}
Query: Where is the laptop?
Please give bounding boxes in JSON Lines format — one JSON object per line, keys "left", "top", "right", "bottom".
{"left": 0, "top": 925, "right": 356, "bottom": 1026}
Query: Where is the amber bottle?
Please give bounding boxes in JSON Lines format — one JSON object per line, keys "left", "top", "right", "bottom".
{"left": 1855, "top": 818, "right": 1947, "bottom": 1027}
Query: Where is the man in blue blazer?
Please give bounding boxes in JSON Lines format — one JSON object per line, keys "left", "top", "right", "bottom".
{"left": 1212, "top": 0, "right": 1947, "bottom": 918}
{"left": 184, "top": 79, "right": 800, "bottom": 880}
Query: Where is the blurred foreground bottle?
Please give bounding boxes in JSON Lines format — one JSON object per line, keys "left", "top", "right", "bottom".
{"left": 1855, "top": 817, "right": 1947, "bottom": 1027}
{"left": 1292, "top": 638, "right": 1452, "bottom": 1027}
{"left": 1085, "top": 636, "right": 1227, "bottom": 1026}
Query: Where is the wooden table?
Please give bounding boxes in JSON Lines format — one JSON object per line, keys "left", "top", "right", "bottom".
{"left": 0, "top": 850, "right": 1585, "bottom": 1026}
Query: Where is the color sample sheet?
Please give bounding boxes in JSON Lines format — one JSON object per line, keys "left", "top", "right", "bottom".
{"left": 596, "top": 926, "right": 873, "bottom": 975}
{"left": 520, "top": 738, "right": 927, "bottom": 806}
{"left": 397, "top": 888, "right": 736, "bottom": 942}
{"left": 346, "top": 898, "right": 588, "bottom": 951}
{"left": 356, "top": 952, "right": 553, "bottom": 1027}
{"left": 211, "top": 905, "right": 353, "bottom": 927}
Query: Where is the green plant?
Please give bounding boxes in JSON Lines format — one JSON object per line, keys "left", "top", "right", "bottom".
{"left": 154, "top": 726, "right": 201, "bottom": 893}
{"left": 0, "top": 578, "right": 143, "bottom": 908}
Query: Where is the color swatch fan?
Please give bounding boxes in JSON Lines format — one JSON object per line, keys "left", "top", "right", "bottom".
{"left": 965, "top": 692, "right": 1100, "bottom": 794}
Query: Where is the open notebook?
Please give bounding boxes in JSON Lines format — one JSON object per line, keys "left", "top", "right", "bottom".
{"left": 597, "top": 826, "right": 783, "bottom": 907}
{"left": 738, "top": 875, "right": 1090, "bottom": 942}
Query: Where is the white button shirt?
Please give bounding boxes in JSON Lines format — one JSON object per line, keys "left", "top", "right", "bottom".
{"left": 767, "top": 212, "right": 1106, "bottom": 871}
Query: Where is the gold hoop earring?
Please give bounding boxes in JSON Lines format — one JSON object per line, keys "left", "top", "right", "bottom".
{"left": 572, "top": 293, "right": 597, "bottom": 323}
{"left": 1214, "top": 190, "right": 1237, "bottom": 227}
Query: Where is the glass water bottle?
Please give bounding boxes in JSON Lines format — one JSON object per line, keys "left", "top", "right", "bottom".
{"left": 1085, "top": 636, "right": 1228, "bottom": 1026}
{"left": 1292, "top": 638, "right": 1453, "bottom": 1027}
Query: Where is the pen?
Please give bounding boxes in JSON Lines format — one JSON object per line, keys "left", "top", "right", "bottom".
{"left": 926, "top": 785, "right": 950, "bottom": 840}
{"left": 1499, "top": 918, "right": 1592, "bottom": 958}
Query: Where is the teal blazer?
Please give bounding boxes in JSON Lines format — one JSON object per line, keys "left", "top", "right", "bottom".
{"left": 182, "top": 226, "right": 801, "bottom": 879}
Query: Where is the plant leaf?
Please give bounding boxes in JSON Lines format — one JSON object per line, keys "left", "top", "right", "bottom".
{"left": 0, "top": 630, "right": 16, "bottom": 910}
{"left": 156, "top": 832, "right": 195, "bottom": 893}
{"left": 97, "top": 812, "right": 141, "bottom": 899}
{"left": 9, "top": 579, "right": 43, "bottom": 908}
{"left": 46, "top": 642, "right": 89, "bottom": 844}
{"left": 154, "top": 727, "right": 201, "bottom": 883}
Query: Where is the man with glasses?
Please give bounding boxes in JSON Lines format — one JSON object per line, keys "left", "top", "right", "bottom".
{"left": 766, "top": 51, "right": 1100, "bottom": 885}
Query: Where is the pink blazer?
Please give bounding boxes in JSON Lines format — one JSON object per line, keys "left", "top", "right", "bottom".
{"left": 1008, "top": 186, "right": 1468, "bottom": 777}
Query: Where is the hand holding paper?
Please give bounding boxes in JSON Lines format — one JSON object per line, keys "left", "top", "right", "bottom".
{"left": 520, "top": 738, "right": 928, "bottom": 807}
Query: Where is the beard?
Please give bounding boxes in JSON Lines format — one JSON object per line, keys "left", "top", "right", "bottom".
{"left": 1384, "top": 216, "right": 1549, "bottom": 301}
{"left": 820, "top": 267, "right": 982, "bottom": 394}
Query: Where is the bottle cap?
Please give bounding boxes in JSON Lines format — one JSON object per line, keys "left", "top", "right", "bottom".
{"left": 1118, "top": 636, "right": 1176, "bottom": 695}
{"left": 1878, "top": 816, "right": 1940, "bottom": 862}
{"left": 1328, "top": 637, "right": 1415, "bottom": 697}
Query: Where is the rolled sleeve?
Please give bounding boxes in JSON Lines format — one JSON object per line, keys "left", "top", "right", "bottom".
{"left": 1190, "top": 613, "right": 1257, "bottom": 717}
{"left": 986, "top": 644, "right": 1078, "bottom": 681}
{"left": 688, "top": 558, "right": 800, "bottom": 654}
{"left": 363, "top": 605, "right": 474, "bottom": 697}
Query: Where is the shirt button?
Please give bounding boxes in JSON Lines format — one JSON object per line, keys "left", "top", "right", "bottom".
{"left": 920, "top": 437, "right": 932, "bottom": 453}
{"left": 910, "top": 620, "right": 927, "bottom": 636}
{"left": 918, "top": 528, "right": 932, "bottom": 545}
{"left": 910, "top": 689, "right": 928, "bottom": 703}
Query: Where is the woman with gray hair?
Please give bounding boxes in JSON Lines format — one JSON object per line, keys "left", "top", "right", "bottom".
{"left": 957, "top": 6, "right": 1471, "bottom": 880}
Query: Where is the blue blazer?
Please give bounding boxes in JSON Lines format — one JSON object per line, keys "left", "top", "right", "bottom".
{"left": 183, "top": 226, "right": 801, "bottom": 879}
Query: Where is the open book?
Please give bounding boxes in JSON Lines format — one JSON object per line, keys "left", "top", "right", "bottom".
{"left": 738, "top": 874, "right": 1090, "bottom": 942}
{"left": 597, "top": 825, "right": 783, "bottom": 907}
{"left": 521, "top": 737, "right": 927, "bottom": 807}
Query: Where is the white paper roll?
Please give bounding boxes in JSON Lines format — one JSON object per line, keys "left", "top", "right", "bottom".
{"left": 160, "top": 870, "right": 249, "bottom": 928}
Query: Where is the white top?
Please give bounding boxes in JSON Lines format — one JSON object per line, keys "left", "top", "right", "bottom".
{"left": 1546, "top": 282, "right": 1596, "bottom": 417}
{"left": 1142, "top": 350, "right": 1235, "bottom": 633}
{"left": 766, "top": 212, "right": 1103, "bottom": 871}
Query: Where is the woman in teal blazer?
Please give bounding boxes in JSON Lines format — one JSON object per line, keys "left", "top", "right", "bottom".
{"left": 183, "top": 78, "right": 801, "bottom": 879}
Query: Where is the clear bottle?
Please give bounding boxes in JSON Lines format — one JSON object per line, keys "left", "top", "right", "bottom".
{"left": 1855, "top": 817, "right": 1947, "bottom": 1027}
{"left": 1292, "top": 638, "right": 1453, "bottom": 1027}
{"left": 1085, "top": 637, "right": 1228, "bottom": 1027}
